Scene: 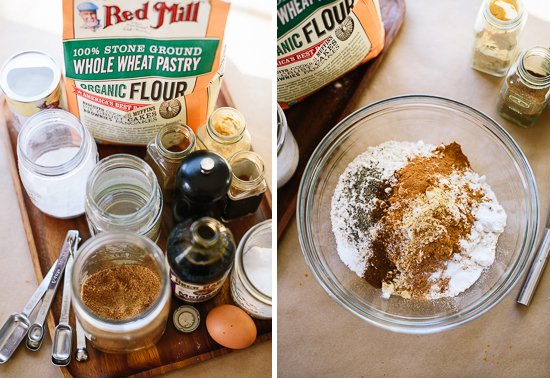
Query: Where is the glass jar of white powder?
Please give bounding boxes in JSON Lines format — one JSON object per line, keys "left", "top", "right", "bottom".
{"left": 277, "top": 104, "right": 298, "bottom": 188}
{"left": 471, "top": 0, "right": 527, "bottom": 77}
{"left": 85, "top": 154, "right": 163, "bottom": 241}
{"left": 17, "top": 109, "right": 98, "bottom": 218}
{"left": 230, "top": 219, "right": 272, "bottom": 319}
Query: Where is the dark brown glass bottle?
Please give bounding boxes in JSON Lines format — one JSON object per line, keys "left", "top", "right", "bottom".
{"left": 223, "top": 151, "right": 267, "bottom": 221}
{"left": 173, "top": 150, "right": 231, "bottom": 222}
{"left": 167, "top": 217, "right": 236, "bottom": 303}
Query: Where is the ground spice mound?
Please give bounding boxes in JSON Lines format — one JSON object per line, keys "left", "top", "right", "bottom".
{"left": 372, "top": 143, "right": 484, "bottom": 299}
{"left": 331, "top": 140, "right": 507, "bottom": 300}
{"left": 81, "top": 265, "right": 161, "bottom": 320}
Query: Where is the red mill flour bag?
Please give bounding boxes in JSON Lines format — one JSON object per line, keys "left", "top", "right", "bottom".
{"left": 63, "top": 0, "right": 229, "bottom": 144}
{"left": 277, "top": 0, "right": 385, "bottom": 107}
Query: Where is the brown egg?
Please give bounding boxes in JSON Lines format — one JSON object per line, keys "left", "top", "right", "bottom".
{"left": 206, "top": 305, "right": 257, "bottom": 349}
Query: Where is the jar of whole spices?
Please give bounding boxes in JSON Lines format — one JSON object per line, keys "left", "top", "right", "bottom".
{"left": 85, "top": 154, "right": 163, "bottom": 241}
{"left": 497, "top": 46, "right": 550, "bottom": 128}
{"left": 145, "top": 122, "right": 195, "bottom": 197}
{"left": 173, "top": 150, "right": 231, "bottom": 223}
{"left": 17, "top": 109, "right": 98, "bottom": 218}
{"left": 223, "top": 151, "right": 267, "bottom": 221}
{"left": 196, "top": 107, "right": 251, "bottom": 160}
{"left": 471, "top": 0, "right": 526, "bottom": 77}
{"left": 167, "top": 217, "right": 236, "bottom": 303}
{"left": 71, "top": 232, "right": 170, "bottom": 353}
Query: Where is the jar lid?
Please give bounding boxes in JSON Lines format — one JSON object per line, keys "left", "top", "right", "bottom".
{"left": 176, "top": 150, "right": 231, "bottom": 201}
{"left": 173, "top": 305, "right": 200, "bottom": 333}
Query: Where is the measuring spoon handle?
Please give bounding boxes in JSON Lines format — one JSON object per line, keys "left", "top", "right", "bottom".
{"left": 26, "top": 231, "right": 79, "bottom": 349}
{"left": 20, "top": 258, "right": 58, "bottom": 318}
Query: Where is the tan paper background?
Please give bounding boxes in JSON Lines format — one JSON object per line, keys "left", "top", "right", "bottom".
{"left": 278, "top": 0, "right": 550, "bottom": 376}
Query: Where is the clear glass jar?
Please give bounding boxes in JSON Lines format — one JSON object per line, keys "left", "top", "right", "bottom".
{"left": 17, "top": 109, "right": 98, "bottom": 218}
{"left": 223, "top": 151, "right": 267, "bottom": 221}
{"left": 145, "top": 122, "right": 195, "bottom": 197}
{"left": 277, "top": 103, "right": 299, "bottom": 188}
{"left": 167, "top": 217, "right": 236, "bottom": 303}
{"left": 196, "top": 107, "right": 251, "bottom": 160}
{"left": 85, "top": 154, "right": 163, "bottom": 241}
{"left": 497, "top": 47, "right": 550, "bottom": 128}
{"left": 230, "top": 219, "right": 272, "bottom": 319}
{"left": 471, "top": 0, "right": 527, "bottom": 77}
{"left": 71, "top": 232, "right": 170, "bottom": 353}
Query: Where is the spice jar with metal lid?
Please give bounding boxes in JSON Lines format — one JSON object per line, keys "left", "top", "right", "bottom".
{"left": 167, "top": 217, "right": 236, "bottom": 303}
{"left": 497, "top": 47, "right": 550, "bottom": 128}
{"left": 277, "top": 103, "right": 299, "bottom": 188}
{"left": 145, "top": 122, "right": 195, "bottom": 197}
{"left": 223, "top": 151, "right": 267, "bottom": 221}
{"left": 230, "top": 219, "right": 272, "bottom": 319}
{"left": 85, "top": 154, "right": 163, "bottom": 241}
{"left": 196, "top": 107, "right": 251, "bottom": 160}
{"left": 471, "top": 0, "right": 527, "bottom": 77}
{"left": 17, "top": 109, "right": 98, "bottom": 219}
{"left": 173, "top": 150, "right": 231, "bottom": 223}
{"left": 71, "top": 232, "right": 170, "bottom": 353}
{"left": 1, "top": 51, "right": 65, "bottom": 130}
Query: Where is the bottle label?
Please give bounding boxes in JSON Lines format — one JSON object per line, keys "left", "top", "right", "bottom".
{"left": 170, "top": 269, "right": 229, "bottom": 303}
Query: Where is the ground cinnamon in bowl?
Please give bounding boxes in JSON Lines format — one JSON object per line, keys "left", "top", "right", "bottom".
{"left": 81, "top": 265, "right": 161, "bottom": 321}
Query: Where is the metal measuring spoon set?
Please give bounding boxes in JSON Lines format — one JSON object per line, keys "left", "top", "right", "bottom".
{"left": 0, "top": 230, "right": 87, "bottom": 365}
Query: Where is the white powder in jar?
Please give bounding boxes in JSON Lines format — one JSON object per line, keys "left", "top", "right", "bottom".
{"left": 20, "top": 145, "right": 98, "bottom": 218}
{"left": 243, "top": 246, "right": 272, "bottom": 297}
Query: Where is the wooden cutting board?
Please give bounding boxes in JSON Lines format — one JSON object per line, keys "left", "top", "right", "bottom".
{"left": 277, "top": 0, "right": 406, "bottom": 239}
{"left": 0, "top": 86, "right": 272, "bottom": 378}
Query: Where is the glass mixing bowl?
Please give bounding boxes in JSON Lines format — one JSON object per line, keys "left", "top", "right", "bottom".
{"left": 297, "top": 95, "right": 539, "bottom": 334}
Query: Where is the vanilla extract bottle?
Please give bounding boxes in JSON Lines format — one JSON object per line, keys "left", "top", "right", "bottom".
{"left": 167, "top": 217, "right": 236, "bottom": 303}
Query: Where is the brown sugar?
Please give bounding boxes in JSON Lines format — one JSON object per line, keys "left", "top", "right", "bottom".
{"left": 370, "top": 143, "right": 484, "bottom": 299}
{"left": 81, "top": 264, "right": 161, "bottom": 321}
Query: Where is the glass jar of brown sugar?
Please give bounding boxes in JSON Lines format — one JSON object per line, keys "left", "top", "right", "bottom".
{"left": 223, "top": 151, "right": 267, "bottom": 221}
{"left": 196, "top": 107, "right": 251, "bottom": 160}
{"left": 145, "top": 123, "right": 195, "bottom": 197}
{"left": 497, "top": 46, "right": 550, "bottom": 128}
{"left": 71, "top": 232, "right": 170, "bottom": 353}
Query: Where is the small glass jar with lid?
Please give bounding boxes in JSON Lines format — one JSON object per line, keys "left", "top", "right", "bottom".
{"left": 196, "top": 107, "right": 251, "bottom": 160}
{"left": 497, "top": 47, "right": 550, "bottom": 128}
{"left": 471, "top": 0, "right": 527, "bottom": 77}
{"left": 71, "top": 231, "right": 171, "bottom": 353}
{"left": 167, "top": 217, "right": 236, "bottom": 303}
{"left": 276, "top": 103, "right": 299, "bottom": 188}
{"left": 145, "top": 122, "right": 195, "bottom": 197}
{"left": 17, "top": 109, "right": 98, "bottom": 218}
{"left": 230, "top": 219, "right": 272, "bottom": 319}
{"left": 85, "top": 154, "right": 163, "bottom": 241}
{"left": 173, "top": 150, "right": 231, "bottom": 223}
{"left": 223, "top": 151, "right": 267, "bottom": 221}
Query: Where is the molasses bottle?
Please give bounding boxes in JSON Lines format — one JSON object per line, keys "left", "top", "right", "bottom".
{"left": 167, "top": 217, "right": 236, "bottom": 303}
{"left": 173, "top": 150, "right": 231, "bottom": 223}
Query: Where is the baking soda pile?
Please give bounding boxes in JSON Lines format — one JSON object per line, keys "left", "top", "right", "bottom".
{"left": 331, "top": 141, "right": 507, "bottom": 300}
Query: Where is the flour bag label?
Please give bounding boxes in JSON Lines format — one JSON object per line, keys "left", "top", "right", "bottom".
{"left": 277, "top": 0, "right": 385, "bottom": 107}
{"left": 63, "top": 0, "right": 229, "bottom": 144}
